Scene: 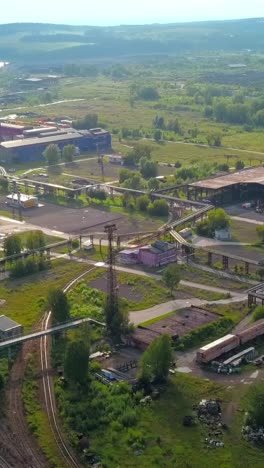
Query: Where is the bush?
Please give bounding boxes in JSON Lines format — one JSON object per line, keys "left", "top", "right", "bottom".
{"left": 252, "top": 305, "right": 264, "bottom": 322}
{"left": 147, "top": 199, "right": 168, "bottom": 217}
{"left": 175, "top": 317, "right": 234, "bottom": 350}
{"left": 9, "top": 255, "right": 49, "bottom": 278}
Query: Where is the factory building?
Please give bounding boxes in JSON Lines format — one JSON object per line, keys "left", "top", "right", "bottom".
{"left": 0, "top": 315, "right": 23, "bottom": 340}
{"left": 0, "top": 127, "right": 112, "bottom": 162}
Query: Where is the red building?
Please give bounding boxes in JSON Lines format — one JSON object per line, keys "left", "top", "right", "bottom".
{"left": 0, "top": 123, "right": 29, "bottom": 141}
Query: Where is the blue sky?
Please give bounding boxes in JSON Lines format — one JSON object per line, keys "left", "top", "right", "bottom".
{"left": 1, "top": 0, "right": 264, "bottom": 25}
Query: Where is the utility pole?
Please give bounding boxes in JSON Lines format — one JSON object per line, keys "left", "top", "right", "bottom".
{"left": 104, "top": 223, "right": 118, "bottom": 335}
{"left": 97, "top": 144, "right": 105, "bottom": 182}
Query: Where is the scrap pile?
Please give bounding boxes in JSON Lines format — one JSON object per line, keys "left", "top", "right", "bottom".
{"left": 242, "top": 425, "right": 264, "bottom": 444}
{"left": 196, "top": 399, "right": 226, "bottom": 449}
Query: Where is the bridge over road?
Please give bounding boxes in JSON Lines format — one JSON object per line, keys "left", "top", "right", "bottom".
{"left": 0, "top": 317, "right": 105, "bottom": 350}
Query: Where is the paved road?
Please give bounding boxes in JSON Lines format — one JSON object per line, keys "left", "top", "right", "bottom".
{"left": 192, "top": 234, "right": 250, "bottom": 248}
{"left": 130, "top": 294, "right": 246, "bottom": 325}
{"left": 231, "top": 215, "right": 264, "bottom": 225}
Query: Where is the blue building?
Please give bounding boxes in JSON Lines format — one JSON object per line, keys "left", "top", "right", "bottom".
{"left": 0, "top": 128, "right": 112, "bottom": 163}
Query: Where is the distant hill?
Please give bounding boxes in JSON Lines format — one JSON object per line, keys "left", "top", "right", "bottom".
{"left": 0, "top": 18, "right": 264, "bottom": 64}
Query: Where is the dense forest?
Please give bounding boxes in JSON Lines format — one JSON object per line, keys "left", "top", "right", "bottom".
{"left": 0, "top": 18, "right": 264, "bottom": 63}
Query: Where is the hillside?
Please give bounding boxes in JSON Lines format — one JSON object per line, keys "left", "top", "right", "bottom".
{"left": 0, "top": 18, "right": 264, "bottom": 64}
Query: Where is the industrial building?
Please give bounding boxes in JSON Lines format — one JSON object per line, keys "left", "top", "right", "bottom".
{"left": 119, "top": 240, "right": 177, "bottom": 268}
{"left": 188, "top": 165, "right": 264, "bottom": 205}
{"left": 0, "top": 126, "right": 112, "bottom": 162}
{"left": 6, "top": 193, "right": 39, "bottom": 209}
{"left": 0, "top": 315, "right": 23, "bottom": 340}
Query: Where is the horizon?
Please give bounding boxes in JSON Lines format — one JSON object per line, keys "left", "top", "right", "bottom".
{"left": 0, "top": 16, "right": 263, "bottom": 28}
{"left": 0, "top": 0, "right": 264, "bottom": 26}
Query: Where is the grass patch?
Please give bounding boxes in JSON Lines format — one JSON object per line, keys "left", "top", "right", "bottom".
{"left": 22, "top": 355, "right": 65, "bottom": 467}
{"left": 177, "top": 284, "right": 229, "bottom": 301}
{"left": 179, "top": 264, "right": 248, "bottom": 290}
{"left": 0, "top": 259, "right": 89, "bottom": 331}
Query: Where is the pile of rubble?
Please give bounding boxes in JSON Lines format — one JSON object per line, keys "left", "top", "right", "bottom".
{"left": 196, "top": 399, "right": 226, "bottom": 449}
{"left": 242, "top": 425, "right": 264, "bottom": 445}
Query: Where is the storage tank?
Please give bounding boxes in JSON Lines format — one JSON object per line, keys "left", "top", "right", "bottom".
{"left": 196, "top": 334, "right": 239, "bottom": 364}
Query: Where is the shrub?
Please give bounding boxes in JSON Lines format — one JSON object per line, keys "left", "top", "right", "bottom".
{"left": 252, "top": 305, "right": 264, "bottom": 322}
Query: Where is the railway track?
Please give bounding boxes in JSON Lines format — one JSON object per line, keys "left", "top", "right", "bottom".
{"left": 0, "top": 455, "right": 11, "bottom": 468}
{"left": 40, "top": 266, "right": 98, "bottom": 468}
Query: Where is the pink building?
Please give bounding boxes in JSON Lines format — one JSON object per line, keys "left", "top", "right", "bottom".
{"left": 119, "top": 241, "right": 177, "bottom": 268}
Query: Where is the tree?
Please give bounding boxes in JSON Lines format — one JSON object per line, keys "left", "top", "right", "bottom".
{"left": 104, "top": 299, "right": 129, "bottom": 341}
{"left": 235, "top": 160, "right": 245, "bottom": 170}
{"left": 148, "top": 177, "right": 160, "bottom": 190}
{"left": 119, "top": 168, "right": 135, "bottom": 183}
{"left": 154, "top": 129, "right": 162, "bottom": 142}
{"left": 148, "top": 199, "right": 168, "bottom": 217}
{"left": 43, "top": 144, "right": 61, "bottom": 165}
{"left": 257, "top": 268, "right": 264, "bottom": 280}
{"left": 206, "top": 132, "right": 222, "bottom": 147}
{"left": 153, "top": 115, "right": 165, "bottom": 129}
{"left": 207, "top": 208, "right": 230, "bottom": 230}
{"left": 140, "top": 158, "right": 158, "bottom": 179}
{"left": 136, "top": 194, "right": 150, "bottom": 212}
{"left": 252, "top": 305, "right": 264, "bottom": 322}
{"left": 124, "top": 174, "right": 146, "bottom": 190}
{"left": 26, "top": 230, "right": 45, "bottom": 251}
{"left": 0, "top": 177, "right": 8, "bottom": 194}
{"left": 62, "top": 144, "right": 76, "bottom": 163}
{"left": 137, "top": 87, "right": 160, "bottom": 101}
{"left": 247, "top": 383, "right": 264, "bottom": 427}
{"left": 162, "top": 264, "right": 181, "bottom": 296}
{"left": 256, "top": 225, "right": 264, "bottom": 243}
{"left": 4, "top": 234, "right": 22, "bottom": 256}
{"left": 64, "top": 341, "right": 89, "bottom": 384}
{"left": 48, "top": 289, "right": 70, "bottom": 324}
{"left": 138, "top": 334, "right": 173, "bottom": 384}
{"left": 167, "top": 118, "right": 182, "bottom": 134}
{"left": 74, "top": 113, "right": 98, "bottom": 130}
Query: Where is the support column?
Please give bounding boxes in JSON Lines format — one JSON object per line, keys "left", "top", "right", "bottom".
{"left": 245, "top": 262, "right": 249, "bottom": 275}
{"left": 79, "top": 235, "right": 82, "bottom": 248}
{"left": 222, "top": 255, "right": 229, "bottom": 270}
{"left": 117, "top": 236, "right": 121, "bottom": 249}
{"left": 89, "top": 235, "right": 94, "bottom": 246}
{"left": 207, "top": 252, "right": 212, "bottom": 266}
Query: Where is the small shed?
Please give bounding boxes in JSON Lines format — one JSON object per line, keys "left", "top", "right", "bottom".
{"left": 214, "top": 228, "right": 232, "bottom": 241}
{"left": 0, "top": 315, "right": 23, "bottom": 340}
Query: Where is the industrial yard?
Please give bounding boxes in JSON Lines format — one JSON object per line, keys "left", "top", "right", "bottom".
{"left": 1, "top": 17, "right": 264, "bottom": 468}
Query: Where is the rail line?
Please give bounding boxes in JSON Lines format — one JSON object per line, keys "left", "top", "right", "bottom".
{"left": 0, "top": 455, "right": 11, "bottom": 468}
{"left": 40, "top": 266, "right": 99, "bottom": 468}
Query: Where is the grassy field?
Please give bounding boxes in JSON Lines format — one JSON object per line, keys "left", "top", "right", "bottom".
{"left": 230, "top": 219, "right": 259, "bottom": 244}
{"left": 0, "top": 259, "right": 89, "bottom": 330}
{"left": 179, "top": 264, "right": 248, "bottom": 290}
{"left": 90, "top": 372, "right": 264, "bottom": 468}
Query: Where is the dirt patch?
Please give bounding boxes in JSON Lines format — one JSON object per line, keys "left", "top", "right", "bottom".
{"left": 90, "top": 274, "right": 144, "bottom": 302}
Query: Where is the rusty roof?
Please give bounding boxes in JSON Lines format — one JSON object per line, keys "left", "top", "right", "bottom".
{"left": 191, "top": 166, "right": 264, "bottom": 190}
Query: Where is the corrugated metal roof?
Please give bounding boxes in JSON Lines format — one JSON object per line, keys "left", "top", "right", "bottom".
{"left": 0, "top": 315, "right": 21, "bottom": 331}
{"left": 1, "top": 132, "right": 83, "bottom": 149}
{"left": 191, "top": 166, "right": 264, "bottom": 190}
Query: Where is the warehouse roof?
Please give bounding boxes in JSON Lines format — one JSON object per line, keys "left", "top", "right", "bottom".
{"left": 1, "top": 132, "right": 84, "bottom": 149}
{"left": 0, "top": 315, "right": 21, "bottom": 332}
{"left": 199, "top": 334, "right": 235, "bottom": 352}
{"left": 191, "top": 166, "right": 264, "bottom": 190}
{"left": 0, "top": 122, "right": 26, "bottom": 130}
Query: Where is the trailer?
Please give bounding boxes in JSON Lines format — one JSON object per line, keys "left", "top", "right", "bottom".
{"left": 237, "top": 320, "right": 264, "bottom": 345}
{"left": 196, "top": 334, "right": 240, "bottom": 364}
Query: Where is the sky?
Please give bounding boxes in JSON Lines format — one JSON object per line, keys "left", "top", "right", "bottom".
{"left": 0, "top": 0, "right": 263, "bottom": 26}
